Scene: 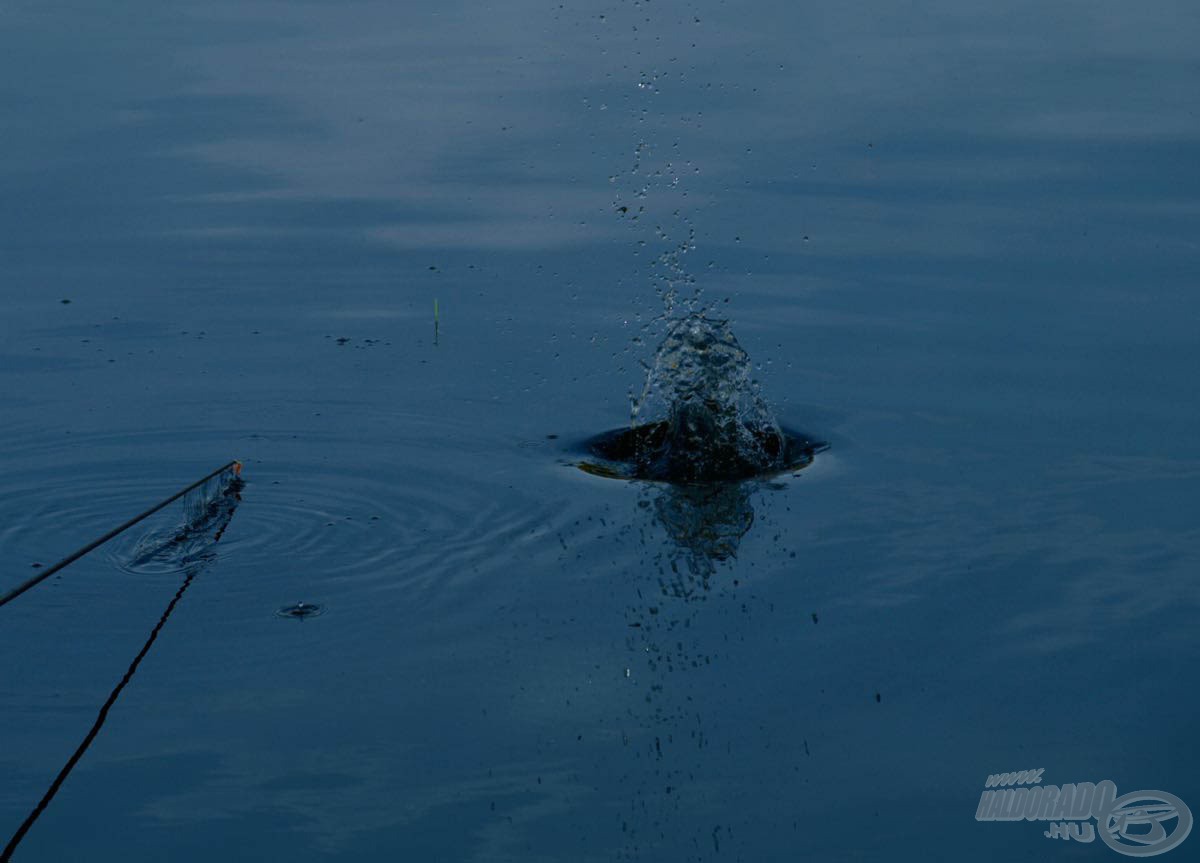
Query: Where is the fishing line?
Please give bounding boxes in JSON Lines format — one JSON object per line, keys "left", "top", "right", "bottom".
{"left": 0, "top": 461, "right": 242, "bottom": 610}
{"left": 0, "top": 470, "right": 244, "bottom": 860}
{"left": 1, "top": 568, "right": 197, "bottom": 862}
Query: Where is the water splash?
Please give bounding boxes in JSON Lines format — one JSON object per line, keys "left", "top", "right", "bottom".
{"left": 635, "top": 314, "right": 783, "bottom": 468}
{"left": 277, "top": 601, "right": 324, "bottom": 620}
{"left": 582, "top": 314, "right": 824, "bottom": 482}
{"left": 124, "top": 466, "right": 244, "bottom": 573}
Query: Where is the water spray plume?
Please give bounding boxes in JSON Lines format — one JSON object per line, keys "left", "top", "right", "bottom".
{"left": 582, "top": 316, "right": 825, "bottom": 482}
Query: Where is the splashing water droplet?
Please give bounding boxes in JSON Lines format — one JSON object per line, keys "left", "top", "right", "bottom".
{"left": 277, "top": 601, "right": 324, "bottom": 620}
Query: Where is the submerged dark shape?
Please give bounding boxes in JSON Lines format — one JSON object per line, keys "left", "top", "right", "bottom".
{"left": 584, "top": 421, "right": 823, "bottom": 482}
{"left": 581, "top": 314, "right": 826, "bottom": 482}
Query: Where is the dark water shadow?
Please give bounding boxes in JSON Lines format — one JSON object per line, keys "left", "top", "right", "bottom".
{"left": 578, "top": 422, "right": 826, "bottom": 483}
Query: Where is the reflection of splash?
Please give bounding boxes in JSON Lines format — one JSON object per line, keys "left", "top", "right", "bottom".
{"left": 651, "top": 481, "right": 754, "bottom": 580}
{"left": 614, "top": 476, "right": 772, "bottom": 859}
{"left": 627, "top": 480, "right": 759, "bottom": 677}
{"left": 575, "top": 313, "right": 821, "bottom": 858}
{"left": 0, "top": 479, "right": 243, "bottom": 861}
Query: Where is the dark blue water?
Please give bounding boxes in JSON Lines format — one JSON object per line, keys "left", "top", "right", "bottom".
{"left": 2, "top": 2, "right": 1198, "bottom": 860}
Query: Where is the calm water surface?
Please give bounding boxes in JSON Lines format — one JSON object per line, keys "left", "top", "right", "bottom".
{"left": 2, "top": 1, "right": 1198, "bottom": 860}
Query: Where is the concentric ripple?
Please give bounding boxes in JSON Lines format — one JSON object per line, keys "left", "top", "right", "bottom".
{"left": 0, "top": 420, "right": 574, "bottom": 623}
{"left": 0, "top": 430, "right": 250, "bottom": 594}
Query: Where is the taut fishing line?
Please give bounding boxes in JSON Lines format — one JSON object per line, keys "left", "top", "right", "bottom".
{"left": 0, "top": 461, "right": 243, "bottom": 609}
{"left": 0, "top": 461, "right": 246, "bottom": 861}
